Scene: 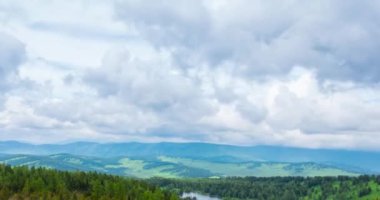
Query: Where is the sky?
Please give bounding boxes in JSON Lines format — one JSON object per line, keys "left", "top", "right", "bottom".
{"left": 0, "top": 0, "right": 380, "bottom": 150}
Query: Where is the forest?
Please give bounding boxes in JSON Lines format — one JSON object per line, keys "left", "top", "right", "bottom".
{"left": 150, "top": 176, "right": 380, "bottom": 200}
{"left": 1, "top": 163, "right": 380, "bottom": 200}
{"left": 0, "top": 164, "right": 178, "bottom": 200}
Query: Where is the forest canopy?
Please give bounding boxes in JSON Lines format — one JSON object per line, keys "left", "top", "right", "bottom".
{"left": 0, "top": 164, "right": 178, "bottom": 200}
{"left": 150, "top": 176, "right": 380, "bottom": 200}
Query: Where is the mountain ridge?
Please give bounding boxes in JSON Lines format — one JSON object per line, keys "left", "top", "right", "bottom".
{"left": 0, "top": 153, "right": 359, "bottom": 178}
{"left": 1, "top": 141, "right": 379, "bottom": 174}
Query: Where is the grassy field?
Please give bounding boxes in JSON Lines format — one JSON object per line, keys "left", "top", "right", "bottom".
{"left": 106, "top": 158, "right": 179, "bottom": 178}
{"left": 302, "top": 180, "right": 380, "bottom": 199}
{"left": 158, "top": 156, "right": 358, "bottom": 177}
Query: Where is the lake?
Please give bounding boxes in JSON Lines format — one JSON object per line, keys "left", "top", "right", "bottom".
{"left": 181, "top": 192, "right": 220, "bottom": 200}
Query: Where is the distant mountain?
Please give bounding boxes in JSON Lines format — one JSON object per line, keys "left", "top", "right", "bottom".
{"left": 0, "top": 141, "right": 379, "bottom": 174}
{"left": 0, "top": 153, "right": 358, "bottom": 178}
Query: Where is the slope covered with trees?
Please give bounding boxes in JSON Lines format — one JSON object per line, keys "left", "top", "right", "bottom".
{"left": 0, "top": 154, "right": 358, "bottom": 178}
{"left": 1, "top": 141, "right": 379, "bottom": 174}
{"left": 150, "top": 176, "right": 380, "bottom": 200}
{"left": 0, "top": 164, "right": 178, "bottom": 200}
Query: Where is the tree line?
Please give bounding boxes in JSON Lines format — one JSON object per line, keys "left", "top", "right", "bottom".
{"left": 0, "top": 164, "right": 179, "bottom": 200}
{"left": 2, "top": 163, "right": 380, "bottom": 200}
{"left": 149, "top": 175, "right": 380, "bottom": 200}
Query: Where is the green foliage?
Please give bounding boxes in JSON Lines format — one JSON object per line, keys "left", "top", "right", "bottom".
{"left": 150, "top": 175, "right": 380, "bottom": 200}
{"left": 0, "top": 164, "right": 179, "bottom": 200}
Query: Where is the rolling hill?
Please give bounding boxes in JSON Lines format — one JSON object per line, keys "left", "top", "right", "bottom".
{"left": 0, "top": 153, "right": 358, "bottom": 178}
{"left": 0, "top": 141, "right": 379, "bottom": 176}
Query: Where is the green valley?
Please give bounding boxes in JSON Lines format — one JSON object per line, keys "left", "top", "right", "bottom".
{"left": 0, "top": 154, "right": 358, "bottom": 178}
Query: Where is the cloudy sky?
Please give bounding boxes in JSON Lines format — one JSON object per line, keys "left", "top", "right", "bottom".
{"left": 0, "top": 0, "right": 379, "bottom": 149}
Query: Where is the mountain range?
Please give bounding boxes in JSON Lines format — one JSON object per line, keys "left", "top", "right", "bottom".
{"left": 0, "top": 141, "right": 379, "bottom": 177}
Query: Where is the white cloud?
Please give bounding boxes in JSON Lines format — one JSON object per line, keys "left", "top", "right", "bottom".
{"left": 0, "top": 0, "right": 379, "bottom": 150}
{"left": 0, "top": 32, "right": 25, "bottom": 89}
{"left": 115, "top": 0, "right": 380, "bottom": 82}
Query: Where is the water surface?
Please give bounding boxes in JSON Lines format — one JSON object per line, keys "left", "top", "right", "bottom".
{"left": 181, "top": 192, "right": 220, "bottom": 200}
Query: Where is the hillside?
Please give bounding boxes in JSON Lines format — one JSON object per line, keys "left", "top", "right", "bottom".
{"left": 0, "top": 141, "right": 379, "bottom": 174}
{"left": 0, "top": 154, "right": 358, "bottom": 178}
{"left": 0, "top": 163, "right": 377, "bottom": 200}
{"left": 0, "top": 164, "right": 178, "bottom": 200}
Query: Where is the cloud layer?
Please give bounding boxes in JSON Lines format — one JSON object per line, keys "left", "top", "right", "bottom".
{"left": 116, "top": 0, "right": 380, "bottom": 82}
{"left": 0, "top": 0, "right": 379, "bottom": 150}
{"left": 0, "top": 33, "right": 25, "bottom": 91}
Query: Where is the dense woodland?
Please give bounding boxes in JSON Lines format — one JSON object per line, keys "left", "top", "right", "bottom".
{"left": 150, "top": 176, "right": 380, "bottom": 200}
{"left": 0, "top": 164, "right": 178, "bottom": 200}
{"left": 2, "top": 163, "right": 380, "bottom": 200}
